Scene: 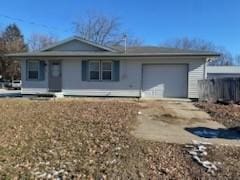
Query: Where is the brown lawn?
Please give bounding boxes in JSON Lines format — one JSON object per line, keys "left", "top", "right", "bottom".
{"left": 0, "top": 99, "right": 239, "bottom": 179}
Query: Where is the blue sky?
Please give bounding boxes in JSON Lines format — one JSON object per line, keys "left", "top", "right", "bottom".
{"left": 0, "top": 0, "right": 240, "bottom": 56}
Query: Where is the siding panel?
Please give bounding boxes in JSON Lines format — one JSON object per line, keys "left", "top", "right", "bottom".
{"left": 62, "top": 59, "right": 141, "bottom": 97}
{"left": 21, "top": 57, "right": 206, "bottom": 98}
{"left": 188, "top": 60, "right": 205, "bottom": 98}
{"left": 48, "top": 40, "right": 105, "bottom": 51}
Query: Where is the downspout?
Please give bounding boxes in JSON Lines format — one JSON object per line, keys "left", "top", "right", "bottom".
{"left": 205, "top": 57, "right": 217, "bottom": 79}
{"left": 140, "top": 64, "right": 143, "bottom": 99}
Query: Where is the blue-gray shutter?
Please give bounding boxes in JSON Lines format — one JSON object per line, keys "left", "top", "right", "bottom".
{"left": 82, "top": 60, "right": 88, "bottom": 81}
{"left": 26, "top": 60, "right": 29, "bottom": 80}
{"left": 113, "top": 61, "right": 120, "bottom": 81}
{"left": 39, "top": 61, "right": 45, "bottom": 81}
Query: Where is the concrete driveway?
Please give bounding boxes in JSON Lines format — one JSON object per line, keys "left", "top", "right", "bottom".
{"left": 132, "top": 100, "right": 240, "bottom": 146}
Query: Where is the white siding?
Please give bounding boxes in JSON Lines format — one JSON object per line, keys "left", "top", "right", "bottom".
{"left": 21, "top": 60, "right": 49, "bottom": 94}
{"left": 21, "top": 57, "right": 206, "bottom": 98}
{"left": 188, "top": 60, "right": 205, "bottom": 98}
{"left": 61, "top": 57, "right": 206, "bottom": 98}
{"left": 62, "top": 59, "right": 141, "bottom": 97}
{"left": 47, "top": 40, "right": 106, "bottom": 51}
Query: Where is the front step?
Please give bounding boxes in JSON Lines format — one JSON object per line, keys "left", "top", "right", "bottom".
{"left": 54, "top": 92, "right": 64, "bottom": 98}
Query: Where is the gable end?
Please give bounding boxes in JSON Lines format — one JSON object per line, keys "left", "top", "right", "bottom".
{"left": 41, "top": 37, "right": 116, "bottom": 52}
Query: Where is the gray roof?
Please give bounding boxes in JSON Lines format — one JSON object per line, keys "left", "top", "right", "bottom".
{"left": 6, "top": 36, "right": 220, "bottom": 58}
{"left": 7, "top": 46, "right": 220, "bottom": 58}
{"left": 113, "top": 45, "right": 219, "bottom": 54}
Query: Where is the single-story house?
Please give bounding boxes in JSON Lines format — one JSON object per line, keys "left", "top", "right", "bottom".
{"left": 207, "top": 66, "right": 240, "bottom": 79}
{"left": 8, "top": 36, "right": 219, "bottom": 99}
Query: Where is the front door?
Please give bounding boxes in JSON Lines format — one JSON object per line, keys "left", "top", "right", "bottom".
{"left": 49, "top": 61, "right": 62, "bottom": 92}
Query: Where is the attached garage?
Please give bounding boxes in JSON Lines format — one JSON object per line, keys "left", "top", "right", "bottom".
{"left": 142, "top": 64, "right": 188, "bottom": 98}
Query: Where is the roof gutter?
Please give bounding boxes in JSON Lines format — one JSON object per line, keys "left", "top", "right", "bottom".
{"left": 6, "top": 53, "right": 221, "bottom": 59}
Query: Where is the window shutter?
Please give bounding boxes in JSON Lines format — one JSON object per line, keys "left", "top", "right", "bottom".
{"left": 113, "top": 61, "right": 120, "bottom": 81}
{"left": 26, "top": 60, "right": 29, "bottom": 80}
{"left": 39, "top": 61, "right": 45, "bottom": 81}
{"left": 82, "top": 60, "right": 88, "bottom": 81}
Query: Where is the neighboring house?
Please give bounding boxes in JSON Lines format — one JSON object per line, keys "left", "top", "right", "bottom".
{"left": 207, "top": 66, "right": 240, "bottom": 79}
{"left": 8, "top": 36, "right": 219, "bottom": 99}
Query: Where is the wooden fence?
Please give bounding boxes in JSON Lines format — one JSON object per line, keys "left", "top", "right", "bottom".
{"left": 198, "top": 78, "right": 240, "bottom": 103}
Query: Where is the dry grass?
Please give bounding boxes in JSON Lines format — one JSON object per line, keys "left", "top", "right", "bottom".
{"left": 195, "top": 102, "right": 240, "bottom": 128}
{"left": 0, "top": 99, "right": 140, "bottom": 179}
{"left": 0, "top": 99, "right": 239, "bottom": 179}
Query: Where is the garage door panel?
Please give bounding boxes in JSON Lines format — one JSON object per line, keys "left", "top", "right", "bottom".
{"left": 142, "top": 64, "right": 188, "bottom": 98}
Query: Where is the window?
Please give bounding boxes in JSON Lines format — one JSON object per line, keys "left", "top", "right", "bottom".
{"left": 102, "top": 61, "right": 112, "bottom": 80}
{"left": 27, "top": 61, "right": 40, "bottom": 80}
{"left": 89, "top": 61, "right": 112, "bottom": 81}
{"left": 51, "top": 63, "right": 61, "bottom": 77}
{"left": 89, "top": 61, "right": 100, "bottom": 80}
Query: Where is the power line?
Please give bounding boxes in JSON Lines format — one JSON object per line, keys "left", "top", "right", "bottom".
{"left": 0, "top": 13, "right": 73, "bottom": 34}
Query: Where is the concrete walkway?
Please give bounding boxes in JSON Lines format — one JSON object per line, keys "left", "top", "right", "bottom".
{"left": 132, "top": 100, "right": 240, "bottom": 146}
{"left": 0, "top": 89, "right": 21, "bottom": 97}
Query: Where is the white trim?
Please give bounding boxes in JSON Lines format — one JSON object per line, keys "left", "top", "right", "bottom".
{"left": 21, "top": 88, "right": 48, "bottom": 94}
{"left": 62, "top": 89, "right": 140, "bottom": 97}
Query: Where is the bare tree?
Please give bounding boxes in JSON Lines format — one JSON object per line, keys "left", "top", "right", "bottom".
{"left": 162, "top": 37, "right": 233, "bottom": 66}
{"left": 125, "top": 38, "right": 143, "bottom": 47}
{"left": 28, "top": 33, "right": 58, "bottom": 51}
{"left": 163, "top": 37, "right": 216, "bottom": 51}
{"left": 111, "top": 33, "right": 143, "bottom": 47}
{"left": 213, "top": 47, "right": 234, "bottom": 66}
{"left": 0, "top": 36, "right": 4, "bottom": 79}
{"left": 234, "top": 55, "right": 240, "bottom": 65}
{"left": 73, "top": 12, "right": 142, "bottom": 46}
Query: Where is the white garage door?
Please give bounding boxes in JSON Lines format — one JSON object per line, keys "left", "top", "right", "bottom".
{"left": 142, "top": 64, "right": 188, "bottom": 98}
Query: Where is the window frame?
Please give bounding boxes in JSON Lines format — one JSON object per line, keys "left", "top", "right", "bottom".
{"left": 101, "top": 61, "right": 113, "bottom": 81}
{"left": 89, "top": 60, "right": 101, "bottom": 81}
{"left": 88, "top": 60, "right": 113, "bottom": 81}
{"left": 27, "top": 60, "right": 40, "bottom": 81}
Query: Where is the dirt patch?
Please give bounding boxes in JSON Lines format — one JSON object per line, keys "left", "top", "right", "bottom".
{"left": 195, "top": 102, "right": 240, "bottom": 128}
{"left": 151, "top": 114, "right": 188, "bottom": 125}
{"left": 0, "top": 99, "right": 239, "bottom": 179}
